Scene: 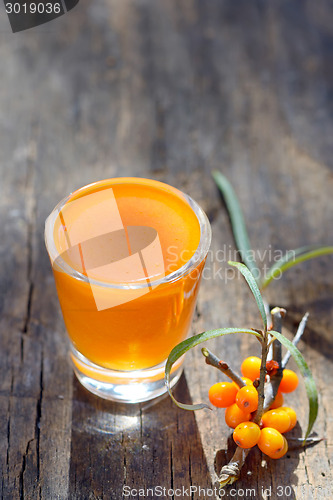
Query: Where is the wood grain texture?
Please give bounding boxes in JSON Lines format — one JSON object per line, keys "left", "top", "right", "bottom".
{"left": 0, "top": 0, "right": 332, "bottom": 498}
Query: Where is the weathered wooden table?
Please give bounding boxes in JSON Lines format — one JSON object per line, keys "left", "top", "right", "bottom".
{"left": 1, "top": 1, "right": 332, "bottom": 499}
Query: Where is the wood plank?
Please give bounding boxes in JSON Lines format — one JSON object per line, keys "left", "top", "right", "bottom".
{"left": 0, "top": 0, "right": 332, "bottom": 498}
{"left": 69, "top": 375, "right": 211, "bottom": 499}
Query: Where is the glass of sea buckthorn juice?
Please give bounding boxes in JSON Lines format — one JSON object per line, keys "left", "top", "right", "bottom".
{"left": 45, "top": 177, "right": 211, "bottom": 403}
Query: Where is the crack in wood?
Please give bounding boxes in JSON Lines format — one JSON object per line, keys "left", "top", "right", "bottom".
{"left": 122, "top": 433, "right": 127, "bottom": 485}
{"left": 303, "top": 458, "right": 310, "bottom": 487}
{"left": 5, "top": 402, "right": 11, "bottom": 492}
{"left": 322, "top": 404, "right": 331, "bottom": 467}
{"left": 35, "top": 352, "right": 43, "bottom": 499}
{"left": 188, "top": 453, "right": 194, "bottom": 500}
{"left": 22, "top": 136, "right": 37, "bottom": 338}
{"left": 169, "top": 443, "right": 174, "bottom": 499}
{"left": 139, "top": 408, "right": 143, "bottom": 441}
{"left": 19, "top": 352, "right": 44, "bottom": 499}
{"left": 19, "top": 438, "right": 34, "bottom": 500}
{"left": 6, "top": 413, "right": 11, "bottom": 470}
{"left": 22, "top": 284, "right": 34, "bottom": 336}
{"left": 193, "top": 305, "right": 202, "bottom": 324}
{"left": 4, "top": 373, "right": 14, "bottom": 498}
{"left": 206, "top": 206, "right": 221, "bottom": 225}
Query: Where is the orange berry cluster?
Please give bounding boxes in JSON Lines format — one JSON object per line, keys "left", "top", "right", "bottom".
{"left": 208, "top": 356, "right": 299, "bottom": 459}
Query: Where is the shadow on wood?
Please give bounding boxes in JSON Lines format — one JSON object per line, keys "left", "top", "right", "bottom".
{"left": 69, "top": 373, "right": 212, "bottom": 498}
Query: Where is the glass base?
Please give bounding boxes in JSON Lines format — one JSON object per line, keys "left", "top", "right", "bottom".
{"left": 70, "top": 346, "right": 183, "bottom": 403}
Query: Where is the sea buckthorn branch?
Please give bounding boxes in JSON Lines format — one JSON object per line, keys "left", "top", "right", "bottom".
{"left": 202, "top": 172, "right": 322, "bottom": 486}
{"left": 271, "top": 307, "right": 285, "bottom": 369}
{"left": 252, "top": 328, "right": 265, "bottom": 343}
{"left": 218, "top": 308, "right": 288, "bottom": 485}
{"left": 218, "top": 447, "right": 250, "bottom": 486}
{"left": 262, "top": 308, "right": 285, "bottom": 411}
{"left": 282, "top": 312, "right": 309, "bottom": 369}
{"left": 263, "top": 310, "right": 309, "bottom": 411}
{"left": 264, "top": 300, "right": 273, "bottom": 330}
{"left": 217, "top": 264, "right": 273, "bottom": 486}
{"left": 201, "top": 348, "right": 245, "bottom": 388}
{"left": 286, "top": 435, "right": 324, "bottom": 449}
{"left": 219, "top": 318, "right": 270, "bottom": 486}
{"left": 252, "top": 328, "right": 269, "bottom": 425}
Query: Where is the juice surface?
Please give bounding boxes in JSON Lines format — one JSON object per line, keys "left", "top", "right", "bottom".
{"left": 54, "top": 177, "right": 201, "bottom": 281}
{"left": 50, "top": 178, "right": 204, "bottom": 370}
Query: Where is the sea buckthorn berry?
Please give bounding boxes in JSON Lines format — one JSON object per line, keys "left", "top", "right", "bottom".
{"left": 225, "top": 404, "right": 251, "bottom": 429}
{"left": 241, "top": 356, "right": 261, "bottom": 381}
{"left": 208, "top": 382, "right": 238, "bottom": 408}
{"left": 280, "top": 407, "right": 297, "bottom": 432}
{"left": 257, "top": 427, "right": 287, "bottom": 459}
{"left": 233, "top": 422, "right": 261, "bottom": 449}
{"left": 272, "top": 436, "right": 288, "bottom": 459}
{"left": 279, "top": 369, "right": 299, "bottom": 393}
{"left": 261, "top": 409, "right": 291, "bottom": 434}
{"left": 232, "top": 377, "right": 253, "bottom": 389}
{"left": 269, "top": 391, "right": 284, "bottom": 409}
{"left": 236, "top": 385, "right": 258, "bottom": 413}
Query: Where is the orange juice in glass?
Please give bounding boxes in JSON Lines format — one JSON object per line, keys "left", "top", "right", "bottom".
{"left": 45, "top": 178, "right": 211, "bottom": 402}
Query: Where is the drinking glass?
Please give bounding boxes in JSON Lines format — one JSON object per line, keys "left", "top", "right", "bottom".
{"left": 45, "top": 177, "right": 211, "bottom": 403}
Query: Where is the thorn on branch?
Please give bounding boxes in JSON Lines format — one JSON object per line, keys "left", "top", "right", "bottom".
{"left": 201, "top": 348, "right": 245, "bottom": 387}
{"left": 282, "top": 312, "right": 309, "bottom": 369}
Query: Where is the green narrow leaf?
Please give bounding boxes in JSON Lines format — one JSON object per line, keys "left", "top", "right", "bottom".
{"left": 228, "top": 261, "right": 267, "bottom": 331}
{"left": 270, "top": 330, "right": 318, "bottom": 440}
{"left": 260, "top": 245, "right": 333, "bottom": 289}
{"left": 165, "top": 328, "right": 263, "bottom": 410}
{"left": 212, "top": 171, "right": 259, "bottom": 281}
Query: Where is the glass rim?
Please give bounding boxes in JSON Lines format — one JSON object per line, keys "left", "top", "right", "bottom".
{"left": 44, "top": 177, "right": 212, "bottom": 290}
